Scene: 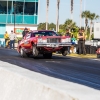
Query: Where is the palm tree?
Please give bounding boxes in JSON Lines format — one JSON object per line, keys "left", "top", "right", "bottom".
{"left": 56, "top": 0, "right": 60, "bottom": 32}
{"left": 81, "top": 11, "right": 90, "bottom": 37}
{"left": 49, "top": 23, "right": 56, "bottom": 30}
{"left": 38, "top": 23, "right": 46, "bottom": 30}
{"left": 71, "top": 0, "right": 73, "bottom": 20}
{"left": 46, "top": 0, "right": 49, "bottom": 30}
{"left": 63, "top": 19, "right": 76, "bottom": 32}
{"left": 89, "top": 13, "right": 99, "bottom": 40}
{"left": 80, "top": 0, "right": 82, "bottom": 28}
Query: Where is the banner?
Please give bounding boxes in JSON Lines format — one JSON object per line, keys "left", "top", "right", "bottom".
{"left": 15, "top": 28, "right": 30, "bottom": 34}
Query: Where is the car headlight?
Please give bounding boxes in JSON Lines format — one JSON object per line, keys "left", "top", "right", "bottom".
{"left": 42, "top": 39, "right": 47, "bottom": 43}
{"left": 61, "top": 39, "right": 66, "bottom": 42}
{"left": 61, "top": 38, "right": 71, "bottom": 42}
{"left": 38, "top": 38, "right": 42, "bottom": 43}
{"left": 38, "top": 38, "right": 47, "bottom": 43}
{"left": 66, "top": 38, "right": 71, "bottom": 42}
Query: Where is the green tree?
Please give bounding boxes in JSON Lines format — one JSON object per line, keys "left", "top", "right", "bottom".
{"left": 81, "top": 10, "right": 90, "bottom": 37}
{"left": 63, "top": 19, "right": 76, "bottom": 33}
{"left": 48, "top": 23, "right": 56, "bottom": 30}
{"left": 38, "top": 23, "right": 46, "bottom": 30}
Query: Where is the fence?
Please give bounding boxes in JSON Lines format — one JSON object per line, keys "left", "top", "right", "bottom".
{"left": 0, "top": 39, "right": 5, "bottom": 47}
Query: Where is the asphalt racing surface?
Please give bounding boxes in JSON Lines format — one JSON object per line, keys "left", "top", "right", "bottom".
{"left": 0, "top": 47, "right": 100, "bottom": 90}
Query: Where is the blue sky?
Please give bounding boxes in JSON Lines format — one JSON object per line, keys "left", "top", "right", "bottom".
{"left": 39, "top": 0, "right": 100, "bottom": 26}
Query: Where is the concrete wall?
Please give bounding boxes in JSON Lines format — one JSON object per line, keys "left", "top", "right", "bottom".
{"left": 0, "top": 60, "right": 100, "bottom": 100}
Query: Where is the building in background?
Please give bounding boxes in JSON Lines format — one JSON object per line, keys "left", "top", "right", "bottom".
{"left": 0, "top": 0, "right": 39, "bottom": 38}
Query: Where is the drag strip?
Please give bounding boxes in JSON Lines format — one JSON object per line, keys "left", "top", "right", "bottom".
{"left": 0, "top": 47, "right": 100, "bottom": 90}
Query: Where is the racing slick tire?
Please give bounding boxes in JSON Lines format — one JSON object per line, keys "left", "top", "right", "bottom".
{"left": 20, "top": 48, "right": 27, "bottom": 57}
{"left": 62, "top": 50, "right": 68, "bottom": 56}
{"left": 43, "top": 53, "right": 52, "bottom": 59}
{"left": 97, "top": 54, "right": 100, "bottom": 58}
{"left": 32, "top": 45, "right": 39, "bottom": 57}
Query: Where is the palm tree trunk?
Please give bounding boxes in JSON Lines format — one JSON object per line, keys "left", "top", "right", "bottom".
{"left": 85, "top": 18, "right": 88, "bottom": 40}
{"left": 71, "top": 0, "right": 73, "bottom": 20}
{"left": 56, "top": 0, "right": 60, "bottom": 32}
{"left": 46, "top": 0, "right": 49, "bottom": 30}
{"left": 85, "top": 26, "right": 87, "bottom": 38}
{"left": 80, "top": 0, "right": 82, "bottom": 28}
{"left": 89, "top": 21, "right": 92, "bottom": 40}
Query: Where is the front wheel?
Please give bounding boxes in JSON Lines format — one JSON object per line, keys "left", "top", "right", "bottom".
{"left": 20, "top": 48, "right": 27, "bottom": 57}
{"left": 32, "top": 45, "right": 39, "bottom": 57}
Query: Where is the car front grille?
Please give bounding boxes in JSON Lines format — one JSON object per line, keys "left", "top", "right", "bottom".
{"left": 47, "top": 38, "right": 61, "bottom": 43}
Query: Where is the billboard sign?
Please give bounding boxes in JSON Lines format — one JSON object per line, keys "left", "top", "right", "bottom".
{"left": 15, "top": 28, "right": 30, "bottom": 34}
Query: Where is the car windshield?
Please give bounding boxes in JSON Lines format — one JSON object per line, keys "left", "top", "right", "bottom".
{"left": 32, "top": 31, "right": 58, "bottom": 37}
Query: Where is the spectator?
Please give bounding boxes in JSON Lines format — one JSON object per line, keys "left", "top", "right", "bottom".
{"left": 77, "top": 29, "right": 86, "bottom": 55}
{"left": 65, "top": 29, "right": 71, "bottom": 37}
{"left": 71, "top": 35, "right": 76, "bottom": 53}
{"left": 4, "top": 31, "right": 9, "bottom": 48}
{"left": 65, "top": 29, "right": 72, "bottom": 54}
{"left": 22, "top": 27, "right": 29, "bottom": 38}
{"left": 9, "top": 30, "right": 17, "bottom": 49}
{"left": 71, "top": 34, "right": 76, "bottom": 45}
{"left": 82, "top": 29, "right": 86, "bottom": 54}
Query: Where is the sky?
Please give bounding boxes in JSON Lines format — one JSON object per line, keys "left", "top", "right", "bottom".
{"left": 39, "top": 0, "right": 100, "bottom": 27}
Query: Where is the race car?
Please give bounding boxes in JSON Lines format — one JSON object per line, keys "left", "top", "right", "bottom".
{"left": 17, "top": 30, "right": 72, "bottom": 58}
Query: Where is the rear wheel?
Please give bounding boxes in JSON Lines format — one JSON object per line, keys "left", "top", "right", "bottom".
{"left": 62, "top": 50, "right": 68, "bottom": 56}
{"left": 43, "top": 53, "right": 52, "bottom": 59}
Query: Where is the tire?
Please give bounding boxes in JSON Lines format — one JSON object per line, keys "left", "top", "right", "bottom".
{"left": 43, "top": 53, "right": 52, "bottom": 59}
{"left": 32, "top": 45, "right": 39, "bottom": 57}
{"left": 62, "top": 50, "right": 68, "bottom": 56}
{"left": 97, "top": 54, "right": 100, "bottom": 58}
{"left": 20, "top": 48, "right": 27, "bottom": 57}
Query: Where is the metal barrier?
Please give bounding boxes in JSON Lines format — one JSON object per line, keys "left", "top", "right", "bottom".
{"left": 0, "top": 39, "right": 5, "bottom": 47}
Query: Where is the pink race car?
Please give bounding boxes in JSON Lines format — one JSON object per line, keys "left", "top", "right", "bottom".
{"left": 17, "top": 30, "right": 72, "bottom": 58}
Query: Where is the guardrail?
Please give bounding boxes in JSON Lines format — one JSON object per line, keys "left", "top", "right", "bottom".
{"left": 0, "top": 61, "right": 100, "bottom": 100}
{"left": 0, "top": 39, "right": 5, "bottom": 47}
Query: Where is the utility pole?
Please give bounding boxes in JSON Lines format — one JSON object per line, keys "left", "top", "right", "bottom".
{"left": 80, "top": 0, "right": 82, "bottom": 29}
{"left": 84, "top": 0, "right": 86, "bottom": 29}
{"left": 37, "top": 0, "right": 40, "bottom": 24}
{"left": 56, "top": 0, "right": 60, "bottom": 32}
{"left": 71, "top": 0, "right": 73, "bottom": 21}
{"left": 46, "top": 0, "right": 49, "bottom": 30}
{"left": 14, "top": 2, "right": 16, "bottom": 33}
